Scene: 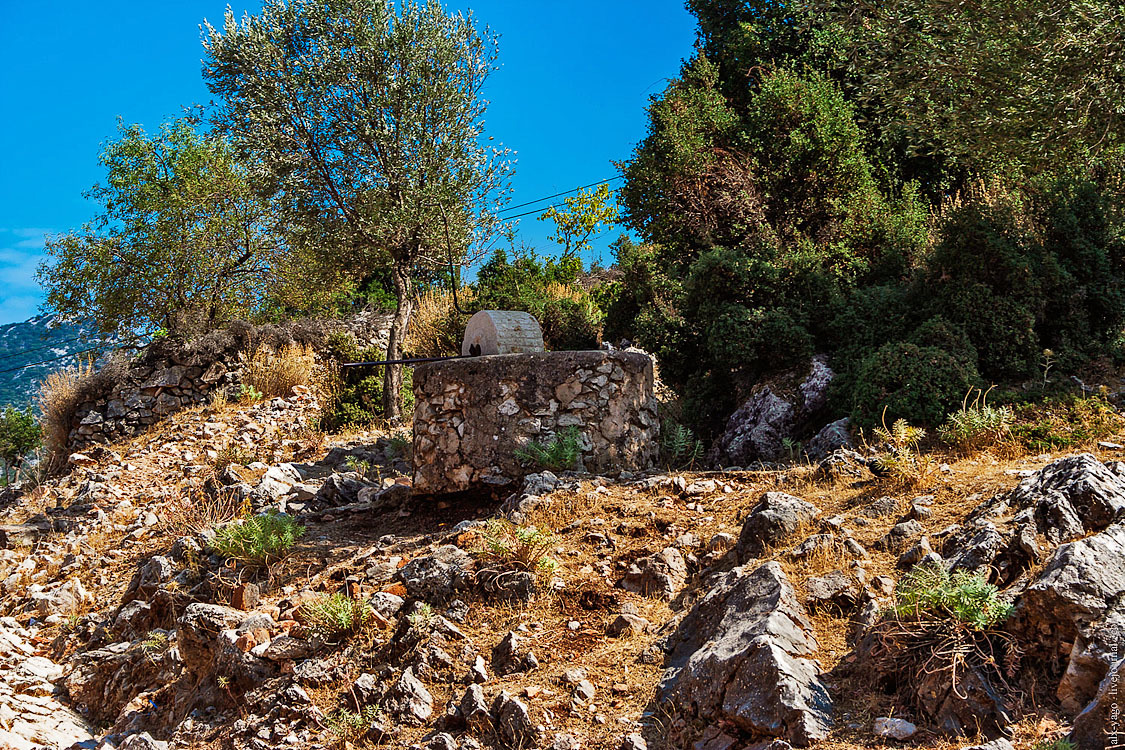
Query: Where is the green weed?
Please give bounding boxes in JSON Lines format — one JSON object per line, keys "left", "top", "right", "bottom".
{"left": 895, "top": 562, "right": 1013, "bottom": 630}
{"left": 514, "top": 426, "right": 582, "bottom": 472}
{"left": 298, "top": 593, "right": 375, "bottom": 640}
{"left": 210, "top": 511, "right": 304, "bottom": 567}
{"left": 938, "top": 386, "right": 1015, "bottom": 451}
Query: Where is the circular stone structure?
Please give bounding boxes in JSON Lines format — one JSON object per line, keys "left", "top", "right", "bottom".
{"left": 412, "top": 350, "right": 659, "bottom": 495}
{"left": 461, "top": 310, "right": 544, "bottom": 357}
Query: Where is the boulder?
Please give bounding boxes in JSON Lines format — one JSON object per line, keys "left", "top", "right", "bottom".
{"left": 737, "top": 493, "right": 821, "bottom": 559}
{"left": 712, "top": 357, "right": 835, "bottom": 465}
{"left": 492, "top": 631, "right": 539, "bottom": 676}
{"left": 386, "top": 667, "right": 433, "bottom": 724}
{"left": 492, "top": 691, "right": 539, "bottom": 748}
{"left": 1014, "top": 523, "right": 1125, "bottom": 713}
{"left": 397, "top": 546, "right": 474, "bottom": 604}
{"left": 657, "top": 561, "right": 833, "bottom": 746}
{"left": 619, "top": 546, "right": 688, "bottom": 600}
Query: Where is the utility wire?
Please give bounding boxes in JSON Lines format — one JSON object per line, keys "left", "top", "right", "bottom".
{"left": 498, "top": 176, "right": 622, "bottom": 216}
{"left": 0, "top": 332, "right": 114, "bottom": 363}
{"left": 0, "top": 334, "right": 151, "bottom": 375}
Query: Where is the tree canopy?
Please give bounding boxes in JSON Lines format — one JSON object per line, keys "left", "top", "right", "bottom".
{"left": 37, "top": 119, "right": 285, "bottom": 338}
{"left": 203, "top": 0, "right": 512, "bottom": 418}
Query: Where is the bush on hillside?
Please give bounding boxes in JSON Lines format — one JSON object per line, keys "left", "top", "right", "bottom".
{"left": 210, "top": 511, "right": 304, "bottom": 567}
{"left": 476, "top": 249, "right": 604, "bottom": 350}
{"left": 851, "top": 342, "right": 979, "bottom": 427}
{"left": 0, "top": 406, "right": 41, "bottom": 483}
{"left": 321, "top": 331, "right": 414, "bottom": 429}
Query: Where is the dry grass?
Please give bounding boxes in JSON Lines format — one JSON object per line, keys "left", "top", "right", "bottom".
{"left": 403, "top": 287, "right": 475, "bottom": 358}
{"left": 36, "top": 358, "right": 96, "bottom": 473}
{"left": 161, "top": 484, "right": 248, "bottom": 537}
{"left": 240, "top": 343, "right": 319, "bottom": 399}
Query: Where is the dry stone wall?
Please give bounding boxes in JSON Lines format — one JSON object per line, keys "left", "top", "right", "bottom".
{"left": 412, "top": 350, "right": 660, "bottom": 495}
{"left": 69, "top": 357, "right": 240, "bottom": 450}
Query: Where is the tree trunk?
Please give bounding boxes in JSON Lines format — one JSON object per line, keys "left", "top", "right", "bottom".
{"left": 382, "top": 260, "right": 414, "bottom": 420}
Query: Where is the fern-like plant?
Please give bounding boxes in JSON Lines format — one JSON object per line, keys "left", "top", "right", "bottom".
{"left": 873, "top": 408, "right": 935, "bottom": 486}
{"left": 661, "top": 420, "right": 704, "bottom": 468}
{"left": 298, "top": 593, "right": 375, "bottom": 639}
{"left": 894, "top": 562, "right": 1013, "bottom": 630}
{"left": 938, "top": 386, "right": 1014, "bottom": 451}
{"left": 478, "top": 518, "right": 557, "bottom": 573}
{"left": 210, "top": 511, "right": 304, "bottom": 567}
{"left": 514, "top": 426, "right": 582, "bottom": 472}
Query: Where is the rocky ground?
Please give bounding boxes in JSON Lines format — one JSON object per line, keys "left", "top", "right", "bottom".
{"left": 0, "top": 392, "right": 1122, "bottom": 750}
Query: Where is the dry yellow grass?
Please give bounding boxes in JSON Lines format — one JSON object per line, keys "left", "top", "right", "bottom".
{"left": 36, "top": 358, "right": 95, "bottom": 473}
{"left": 241, "top": 343, "right": 319, "bottom": 399}
{"left": 403, "top": 287, "right": 475, "bottom": 358}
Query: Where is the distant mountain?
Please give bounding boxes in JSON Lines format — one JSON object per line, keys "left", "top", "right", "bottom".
{"left": 0, "top": 315, "right": 111, "bottom": 409}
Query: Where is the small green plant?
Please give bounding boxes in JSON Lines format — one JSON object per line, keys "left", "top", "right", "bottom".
{"left": 407, "top": 602, "right": 434, "bottom": 628}
{"left": 514, "top": 426, "right": 582, "bottom": 472}
{"left": 388, "top": 433, "right": 411, "bottom": 459}
{"left": 873, "top": 409, "right": 935, "bottom": 486}
{"left": 139, "top": 630, "right": 170, "bottom": 661}
{"left": 478, "top": 518, "right": 557, "bottom": 573}
{"left": 325, "top": 705, "right": 383, "bottom": 742}
{"left": 210, "top": 511, "right": 304, "bottom": 567}
{"left": 0, "top": 405, "right": 41, "bottom": 485}
{"left": 236, "top": 384, "right": 264, "bottom": 404}
{"left": 781, "top": 437, "right": 804, "bottom": 462}
{"left": 938, "top": 386, "right": 1015, "bottom": 451}
{"left": 895, "top": 562, "right": 1013, "bottom": 630}
{"left": 344, "top": 456, "right": 373, "bottom": 476}
{"left": 298, "top": 593, "right": 375, "bottom": 640}
{"left": 1032, "top": 740, "right": 1076, "bottom": 750}
{"left": 1008, "top": 393, "right": 1125, "bottom": 451}
{"left": 661, "top": 420, "right": 704, "bottom": 468}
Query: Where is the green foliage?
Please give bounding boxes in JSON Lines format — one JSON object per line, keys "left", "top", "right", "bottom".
{"left": 204, "top": 0, "right": 513, "bottom": 419}
{"left": 236, "top": 384, "right": 264, "bottom": 404}
{"left": 938, "top": 388, "right": 1015, "bottom": 451}
{"left": 1007, "top": 394, "right": 1125, "bottom": 451}
{"left": 38, "top": 119, "right": 289, "bottom": 338}
{"left": 321, "top": 331, "right": 414, "bottom": 430}
{"left": 661, "top": 420, "right": 704, "bottom": 469}
{"left": 298, "top": 593, "right": 375, "bottom": 640}
{"left": 539, "top": 183, "right": 619, "bottom": 259}
{"left": 478, "top": 519, "right": 557, "bottom": 574}
{"left": 851, "top": 342, "right": 979, "bottom": 428}
{"left": 324, "top": 705, "right": 383, "bottom": 743}
{"left": 895, "top": 562, "right": 1014, "bottom": 630}
{"left": 514, "top": 427, "right": 583, "bottom": 472}
{"left": 210, "top": 512, "right": 304, "bottom": 567}
{"left": 872, "top": 414, "right": 936, "bottom": 486}
{"left": 475, "top": 249, "right": 604, "bottom": 350}
{"left": 0, "top": 406, "right": 41, "bottom": 483}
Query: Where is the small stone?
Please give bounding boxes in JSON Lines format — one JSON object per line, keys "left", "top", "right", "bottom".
{"left": 606, "top": 613, "right": 650, "bottom": 638}
{"left": 619, "top": 734, "right": 647, "bottom": 750}
{"left": 574, "top": 679, "right": 595, "bottom": 701}
{"left": 873, "top": 717, "right": 917, "bottom": 741}
{"left": 231, "top": 583, "right": 260, "bottom": 611}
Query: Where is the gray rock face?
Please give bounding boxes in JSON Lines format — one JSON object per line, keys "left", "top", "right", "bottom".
{"left": 619, "top": 546, "right": 688, "bottom": 600}
{"left": 1071, "top": 658, "right": 1124, "bottom": 750}
{"left": 177, "top": 603, "right": 245, "bottom": 675}
{"left": 1010, "top": 454, "right": 1125, "bottom": 538}
{"left": 386, "top": 667, "right": 433, "bottom": 724}
{"left": 657, "top": 561, "right": 833, "bottom": 747}
{"left": 492, "top": 691, "right": 539, "bottom": 748}
{"left": 805, "top": 418, "right": 852, "bottom": 461}
{"left": 397, "top": 545, "right": 474, "bottom": 604}
{"left": 492, "top": 631, "right": 539, "bottom": 676}
{"left": 1014, "top": 523, "right": 1125, "bottom": 712}
{"left": 713, "top": 357, "right": 835, "bottom": 465}
{"left": 737, "top": 493, "right": 821, "bottom": 559}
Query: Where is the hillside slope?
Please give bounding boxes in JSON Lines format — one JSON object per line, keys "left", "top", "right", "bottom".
{"left": 0, "top": 316, "right": 113, "bottom": 408}
{"left": 0, "top": 393, "right": 1121, "bottom": 750}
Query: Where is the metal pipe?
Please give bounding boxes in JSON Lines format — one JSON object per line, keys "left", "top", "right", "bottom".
{"left": 341, "top": 355, "right": 466, "bottom": 368}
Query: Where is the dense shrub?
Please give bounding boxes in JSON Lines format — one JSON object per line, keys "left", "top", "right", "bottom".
{"left": 0, "top": 406, "right": 41, "bottom": 483}
{"left": 475, "top": 249, "right": 603, "bottom": 350}
{"left": 850, "top": 342, "right": 979, "bottom": 427}
{"left": 321, "top": 331, "right": 413, "bottom": 429}
{"left": 895, "top": 562, "right": 1012, "bottom": 630}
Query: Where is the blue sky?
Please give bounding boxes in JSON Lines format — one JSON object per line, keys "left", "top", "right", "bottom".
{"left": 0, "top": 1, "right": 696, "bottom": 326}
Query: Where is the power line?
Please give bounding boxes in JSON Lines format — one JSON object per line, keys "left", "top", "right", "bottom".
{"left": 0, "top": 334, "right": 151, "bottom": 376}
{"left": 498, "top": 176, "right": 622, "bottom": 216}
{"left": 0, "top": 332, "right": 113, "bottom": 363}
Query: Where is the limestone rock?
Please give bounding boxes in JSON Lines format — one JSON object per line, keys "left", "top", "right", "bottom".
{"left": 492, "top": 631, "right": 539, "bottom": 676}
{"left": 397, "top": 545, "right": 474, "bottom": 604}
{"left": 657, "top": 561, "right": 833, "bottom": 746}
{"left": 737, "top": 493, "right": 821, "bottom": 559}
{"left": 1071, "top": 657, "right": 1124, "bottom": 750}
{"left": 619, "top": 546, "right": 687, "bottom": 600}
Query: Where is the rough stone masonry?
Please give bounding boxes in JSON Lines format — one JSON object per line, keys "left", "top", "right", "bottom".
{"left": 412, "top": 350, "right": 660, "bottom": 495}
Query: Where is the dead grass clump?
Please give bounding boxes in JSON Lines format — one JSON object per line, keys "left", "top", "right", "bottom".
{"left": 162, "top": 485, "right": 247, "bottom": 536}
{"left": 404, "top": 287, "right": 474, "bottom": 358}
{"left": 37, "top": 359, "right": 95, "bottom": 473}
{"left": 240, "top": 343, "right": 318, "bottom": 399}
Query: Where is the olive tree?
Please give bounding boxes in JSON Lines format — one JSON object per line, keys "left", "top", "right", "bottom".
{"left": 38, "top": 119, "right": 286, "bottom": 338}
{"left": 203, "top": 0, "right": 512, "bottom": 419}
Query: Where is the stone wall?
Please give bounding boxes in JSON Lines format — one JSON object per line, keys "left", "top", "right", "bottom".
{"left": 69, "top": 357, "right": 240, "bottom": 449}
{"left": 412, "top": 351, "right": 660, "bottom": 495}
